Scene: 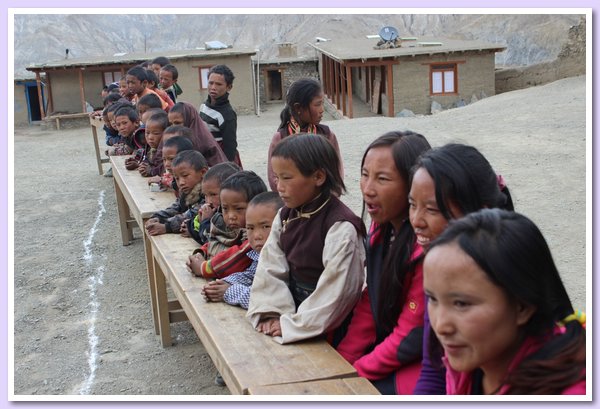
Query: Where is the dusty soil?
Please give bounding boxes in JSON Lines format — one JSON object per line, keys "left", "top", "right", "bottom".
{"left": 12, "top": 75, "right": 587, "bottom": 396}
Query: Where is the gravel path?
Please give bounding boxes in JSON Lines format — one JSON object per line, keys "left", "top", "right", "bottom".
{"left": 13, "top": 75, "right": 586, "bottom": 396}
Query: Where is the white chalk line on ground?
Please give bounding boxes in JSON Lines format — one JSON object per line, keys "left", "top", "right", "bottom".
{"left": 79, "top": 190, "right": 106, "bottom": 395}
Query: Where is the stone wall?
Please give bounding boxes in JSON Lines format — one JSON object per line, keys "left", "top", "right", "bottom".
{"left": 257, "top": 60, "right": 318, "bottom": 104}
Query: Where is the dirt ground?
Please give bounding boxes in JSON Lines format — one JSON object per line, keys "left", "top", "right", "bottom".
{"left": 12, "top": 75, "right": 587, "bottom": 397}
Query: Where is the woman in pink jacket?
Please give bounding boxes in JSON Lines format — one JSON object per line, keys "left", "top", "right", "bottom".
{"left": 336, "top": 131, "right": 431, "bottom": 394}
{"left": 424, "top": 209, "right": 586, "bottom": 395}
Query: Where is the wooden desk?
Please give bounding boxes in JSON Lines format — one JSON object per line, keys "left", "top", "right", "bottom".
{"left": 110, "top": 155, "right": 175, "bottom": 335}
{"left": 90, "top": 116, "right": 108, "bottom": 175}
{"left": 149, "top": 233, "right": 360, "bottom": 395}
{"left": 247, "top": 377, "right": 380, "bottom": 395}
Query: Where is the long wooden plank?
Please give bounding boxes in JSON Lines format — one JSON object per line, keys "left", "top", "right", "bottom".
{"left": 247, "top": 377, "right": 380, "bottom": 395}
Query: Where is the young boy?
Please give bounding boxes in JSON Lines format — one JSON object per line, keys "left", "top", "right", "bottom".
{"left": 126, "top": 66, "right": 169, "bottom": 111}
{"left": 112, "top": 106, "right": 144, "bottom": 160}
{"left": 159, "top": 64, "right": 179, "bottom": 104}
{"left": 136, "top": 93, "right": 163, "bottom": 119}
{"left": 145, "top": 150, "right": 208, "bottom": 236}
{"left": 138, "top": 110, "right": 169, "bottom": 177}
{"left": 202, "top": 192, "right": 283, "bottom": 309}
{"left": 199, "top": 65, "right": 241, "bottom": 165}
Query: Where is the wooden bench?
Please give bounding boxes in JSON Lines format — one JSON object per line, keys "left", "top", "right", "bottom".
{"left": 109, "top": 155, "right": 176, "bottom": 335}
{"left": 247, "top": 377, "right": 380, "bottom": 395}
{"left": 90, "top": 115, "right": 109, "bottom": 175}
{"left": 47, "top": 112, "right": 91, "bottom": 130}
{"left": 149, "top": 233, "right": 369, "bottom": 395}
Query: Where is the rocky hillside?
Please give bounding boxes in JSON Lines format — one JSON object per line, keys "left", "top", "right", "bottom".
{"left": 13, "top": 13, "right": 583, "bottom": 78}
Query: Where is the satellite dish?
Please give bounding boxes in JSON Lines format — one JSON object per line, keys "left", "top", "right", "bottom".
{"left": 379, "top": 26, "right": 399, "bottom": 42}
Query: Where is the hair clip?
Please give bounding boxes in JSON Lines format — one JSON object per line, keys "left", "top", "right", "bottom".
{"left": 559, "top": 309, "right": 586, "bottom": 327}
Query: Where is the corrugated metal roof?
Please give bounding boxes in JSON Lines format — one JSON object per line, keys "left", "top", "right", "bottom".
{"left": 26, "top": 47, "right": 257, "bottom": 71}
{"left": 308, "top": 37, "right": 506, "bottom": 62}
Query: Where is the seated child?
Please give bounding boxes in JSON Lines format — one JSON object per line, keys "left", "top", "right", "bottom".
{"left": 136, "top": 93, "right": 164, "bottom": 119}
{"left": 184, "top": 161, "right": 241, "bottom": 245}
{"left": 126, "top": 108, "right": 162, "bottom": 171}
{"left": 138, "top": 110, "right": 169, "bottom": 177}
{"left": 159, "top": 64, "right": 179, "bottom": 104}
{"left": 150, "top": 135, "right": 194, "bottom": 194}
{"left": 186, "top": 170, "right": 267, "bottom": 279}
{"left": 111, "top": 106, "right": 145, "bottom": 160}
{"left": 145, "top": 150, "right": 208, "bottom": 236}
{"left": 202, "top": 192, "right": 283, "bottom": 309}
{"left": 101, "top": 105, "right": 120, "bottom": 147}
{"left": 147, "top": 126, "right": 195, "bottom": 191}
{"left": 126, "top": 65, "right": 169, "bottom": 110}
{"left": 246, "top": 134, "right": 366, "bottom": 344}
{"left": 118, "top": 76, "right": 133, "bottom": 101}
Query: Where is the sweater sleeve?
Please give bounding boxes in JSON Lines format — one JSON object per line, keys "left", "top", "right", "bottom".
{"left": 352, "top": 264, "right": 425, "bottom": 380}
{"left": 220, "top": 111, "right": 238, "bottom": 162}
{"left": 413, "top": 306, "right": 447, "bottom": 394}
{"left": 336, "top": 288, "right": 377, "bottom": 364}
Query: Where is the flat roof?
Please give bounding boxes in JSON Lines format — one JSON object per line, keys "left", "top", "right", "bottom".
{"left": 252, "top": 55, "right": 318, "bottom": 65}
{"left": 308, "top": 37, "right": 505, "bottom": 62}
{"left": 26, "top": 47, "right": 257, "bottom": 71}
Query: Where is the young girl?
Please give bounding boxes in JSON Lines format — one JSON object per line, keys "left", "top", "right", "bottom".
{"left": 424, "top": 209, "right": 586, "bottom": 395}
{"left": 266, "top": 78, "right": 343, "bottom": 191}
{"left": 336, "top": 131, "right": 431, "bottom": 395}
{"left": 168, "top": 102, "right": 228, "bottom": 167}
{"left": 247, "top": 133, "right": 365, "bottom": 344}
{"left": 409, "top": 143, "right": 514, "bottom": 395}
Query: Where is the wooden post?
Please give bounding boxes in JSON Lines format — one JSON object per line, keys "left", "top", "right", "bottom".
{"left": 341, "top": 63, "right": 347, "bottom": 116}
{"left": 35, "top": 72, "right": 45, "bottom": 119}
{"left": 79, "top": 69, "right": 86, "bottom": 113}
{"left": 333, "top": 61, "right": 340, "bottom": 109}
{"left": 46, "top": 72, "right": 54, "bottom": 115}
{"left": 346, "top": 65, "right": 353, "bottom": 119}
{"left": 386, "top": 63, "right": 394, "bottom": 117}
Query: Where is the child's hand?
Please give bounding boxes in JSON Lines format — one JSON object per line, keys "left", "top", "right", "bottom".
{"left": 180, "top": 219, "right": 190, "bottom": 237}
{"left": 148, "top": 176, "right": 161, "bottom": 185}
{"left": 138, "top": 163, "right": 151, "bottom": 176}
{"left": 145, "top": 219, "right": 166, "bottom": 236}
{"left": 200, "top": 203, "right": 215, "bottom": 221}
{"left": 257, "top": 317, "right": 282, "bottom": 337}
{"left": 125, "top": 157, "right": 139, "bottom": 170}
{"left": 186, "top": 253, "right": 205, "bottom": 276}
{"left": 201, "top": 280, "right": 231, "bottom": 302}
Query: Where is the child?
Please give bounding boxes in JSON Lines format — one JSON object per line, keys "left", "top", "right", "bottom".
{"left": 267, "top": 78, "right": 343, "bottom": 191}
{"left": 150, "top": 135, "right": 194, "bottom": 193}
{"left": 423, "top": 209, "right": 585, "bottom": 395}
{"left": 199, "top": 65, "right": 242, "bottom": 166}
{"left": 246, "top": 133, "right": 366, "bottom": 344}
{"left": 409, "top": 143, "right": 515, "bottom": 395}
{"left": 101, "top": 105, "right": 120, "bottom": 147}
{"left": 145, "top": 150, "right": 208, "bottom": 236}
{"left": 126, "top": 66, "right": 169, "bottom": 111}
{"left": 112, "top": 106, "right": 145, "bottom": 161}
{"left": 144, "top": 69, "right": 174, "bottom": 111}
{"left": 186, "top": 170, "right": 266, "bottom": 279}
{"left": 150, "top": 56, "right": 171, "bottom": 78}
{"left": 137, "top": 110, "right": 169, "bottom": 177}
{"left": 137, "top": 93, "right": 164, "bottom": 119}
{"left": 159, "top": 64, "right": 179, "bottom": 103}
{"left": 118, "top": 76, "right": 133, "bottom": 101}
{"left": 336, "top": 131, "right": 431, "bottom": 395}
{"left": 202, "top": 192, "right": 284, "bottom": 309}
{"left": 168, "top": 102, "right": 227, "bottom": 167}
{"left": 185, "top": 161, "right": 241, "bottom": 245}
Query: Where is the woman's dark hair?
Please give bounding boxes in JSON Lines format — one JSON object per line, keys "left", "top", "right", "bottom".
{"left": 151, "top": 56, "right": 171, "bottom": 67}
{"left": 144, "top": 69, "right": 159, "bottom": 87}
{"left": 138, "top": 93, "right": 162, "bottom": 109}
{"left": 160, "top": 64, "right": 179, "bottom": 80}
{"left": 411, "top": 143, "right": 514, "bottom": 221}
{"left": 429, "top": 209, "right": 585, "bottom": 394}
{"left": 203, "top": 162, "right": 241, "bottom": 186}
{"left": 163, "top": 135, "right": 194, "bottom": 153}
{"left": 220, "top": 170, "right": 267, "bottom": 203}
{"left": 279, "top": 78, "right": 322, "bottom": 129}
{"left": 361, "top": 131, "right": 432, "bottom": 335}
{"left": 208, "top": 64, "right": 235, "bottom": 86}
{"left": 172, "top": 150, "right": 208, "bottom": 171}
{"left": 271, "top": 133, "right": 344, "bottom": 198}
{"left": 127, "top": 65, "right": 148, "bottom": 82}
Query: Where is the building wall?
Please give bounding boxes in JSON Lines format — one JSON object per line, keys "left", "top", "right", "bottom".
{"left": 393, "top": 52, "right": 496, "bottom": 115}
{"left": 14, "top": 82, "right": 30, "bottom": 126}
{"left": 174, "top": 54, "right": 255, "bottom": 115}
{"left": 256, "top": 61, "right": 318, "bottom": 104}
{"left": 47, "top": 70, "right": 105, "bottom": 114}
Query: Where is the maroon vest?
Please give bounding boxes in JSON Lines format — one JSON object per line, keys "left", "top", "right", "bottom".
{"left": 279, "top": 194, "right": 365, "bottom": 290}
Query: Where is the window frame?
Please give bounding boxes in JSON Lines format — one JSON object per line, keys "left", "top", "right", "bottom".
{"left": 198, "top": 66, "right": 212, "bottom": 90}
{"left": 430, "top": 63, "right": 458, "bottom": 96}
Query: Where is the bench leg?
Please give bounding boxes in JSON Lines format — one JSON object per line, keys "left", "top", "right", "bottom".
{"left": 91, "top": 124, "right": 104, "bottom": 175}
{"left": 113, "top": 178, "right": 134, "bottom": 245}
{"left": 142, "top": 223, "right": 160, "bottom": 335}
{"left": 153, "top": 257, "right": 172, "bottom": 347}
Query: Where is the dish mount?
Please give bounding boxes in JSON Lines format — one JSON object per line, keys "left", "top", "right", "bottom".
{"left": 375, "top": 26, "right": 402, "bottom": 49}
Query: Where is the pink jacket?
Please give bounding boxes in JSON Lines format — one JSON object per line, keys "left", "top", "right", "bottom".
{"left": 445, "top": 333, "right": 586, "bottom": 395}
{"left": 337, "top": 243, "right": 425, "bottom": 394}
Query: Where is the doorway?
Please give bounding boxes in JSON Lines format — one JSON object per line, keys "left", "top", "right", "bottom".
{"left": 25, "top": 82, "right": 43, "bottom": 122}
{"left": 266, "top": 70, "right": 283, "bottom": 101}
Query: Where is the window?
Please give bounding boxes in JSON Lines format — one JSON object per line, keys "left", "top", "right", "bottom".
{"left": 198, "top": 66, "right": 212, "bottom": 89}
{"left": 431, "top": 64, "right": 457, "bottom": 95}
{"left": 102, "top": 70, "right": 122, "bottom": 85}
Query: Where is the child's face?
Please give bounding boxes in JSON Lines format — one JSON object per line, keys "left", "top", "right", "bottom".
{"left": 271, "top": 157, "right": 325, "bottom": 209}
{"left": 168, "top": 111, "right": 185, "bottom": 127}
{"left": 115, "top": 114, "right": 139, "bottom": 137}
{"left": 159, "top": 69, "right": 175, "bottom": 89}
{"left": 245, "top": 203, "right": 277, "bottom": 253}
{"left": 119, "top": 79, "right": 130, "bottom": 96}
{"left": 151, "top": 63, "right": 162, "bottom": 78}
{"left": 172, "top": 162, "right": 206, "bottom": 195}
{"left": 424, "top": 242, "right": 533, "bottom": 377}
{"left": 162, "top": 146, "right": 178, "bottom": 173}
{"left": 102, "top": 114, "right": 114, "bottom": 130}
{"left": 107, "top": 111, "right": 117, "bottom": 129}
{"left": 126, "top": 74, "right": 146, "bottom": 96}
{"left": 296, "top": 92, "right": 324, "bottom": 126}
{"left": 138, "top": 104, "right": 150, "bottom": 119}
{"left": 207, "top": 73, "right": 232, "bottom": 103}
{"left": 408, "top": 167, "right": 462, "bottom": 249}
{"left": 145, "top": 120, "right": 164, "bottom": 149}
{"left": 220, "top": 188, "right": 248, "bottom": 231}
{"left": 201, "top": 178, "right": 221, "bottom": 210}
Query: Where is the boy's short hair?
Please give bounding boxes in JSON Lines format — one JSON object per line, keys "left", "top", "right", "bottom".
{"left": 114, "top": 106, "right": 139, "bottom": 122}
{"left": 151, "top": 56, "right": 171, "bottom": 67}
{"left": 163, "top": 136, "right": 194, "bottom": 153}
{"left": 127, "top": 66, "right": 147, "bottom": 82}
{"left": 107, "top": 101, "right": 134, "bottom": 114}
{"left": 208, "top": 65, "right": 235, "bottom": 86}
{"left": 138, "top": 93, "right": 162, "bottom": 109}
{"left": 172, "top": 150, "right": 208, "bottom": 171}
{"left": 147, "top": 111, "right": 169, "bottom": 130}
{"left": 249, "top": 191, "right": 284, "bottom": 210}
{"left": 164, "top": 125, "right": 192, "bottom": 139}
{"left": 103, "top": 92, "right": 123, "bottom": 107}
{"left": 220, "top": 170, "right": 267, "bottom": 203}
{"left": 160, "top": 64, "right": 179, "bottom": 81}
{"left": 145, "top": 69, "right": 159, "bottom": 86}
{"left": 203, "top": 162, "right": 241, "bottom": 186}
